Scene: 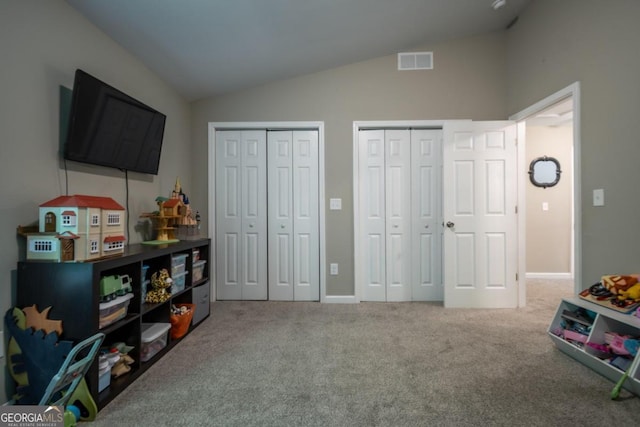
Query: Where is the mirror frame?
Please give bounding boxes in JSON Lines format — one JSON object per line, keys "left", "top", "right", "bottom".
{"left": 528, "top": 155, "right": 561, "bottom": 189}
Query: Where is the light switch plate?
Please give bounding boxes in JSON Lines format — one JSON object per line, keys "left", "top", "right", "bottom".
{"left": 329, "top": 198, "right": 342, "bottom": 210}
{"left": 330, "top": 263, "right": 339, "bottom": 275}
{"left": 542, "top": 202, "right": 549, "bottom": 211}
{"left": 593, "top": 189, "right": 604, "bottom": 206}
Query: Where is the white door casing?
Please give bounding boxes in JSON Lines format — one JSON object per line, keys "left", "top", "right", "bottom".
{"left": 268, "top": 130, "right": 320, "bottom": 301}
{"left": 443, "top": 121, "right": 518, "bottom": 308}
{"left": 216, "top": 130, "right": 268, "bottom": 300}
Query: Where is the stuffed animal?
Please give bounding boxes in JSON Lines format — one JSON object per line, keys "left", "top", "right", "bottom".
{"left": 617, "top": 282, "right": 640, "bottom": 302}
{"left": 145, "top": 268, "right": 173, "bottom": 304}
{"left": 111, "top": 353, "right": 135, "bottom": 378}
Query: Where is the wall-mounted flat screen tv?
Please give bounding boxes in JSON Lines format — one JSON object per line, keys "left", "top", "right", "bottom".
{"left": 64, "top": 69, "right": 166, "bottom": 175}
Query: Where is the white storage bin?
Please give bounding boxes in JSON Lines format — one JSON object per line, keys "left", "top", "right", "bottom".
{"left": 141, "top": 322, "right": 171, "bottom": 362}
{"left": 171, "top": 271, "right": 188, "bottom": 294}
{"left": 171, "top": 254, "right": 188, "bottom": 276}
{"left": 99, "top": 293, "right": 133, "bottom": 329}
{"left": 192, "top": 260, "right": 207, "bottom": 283}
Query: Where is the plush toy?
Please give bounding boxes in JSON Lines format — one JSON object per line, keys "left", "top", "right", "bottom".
{"left": 111, "top": 353, "right": 135, "bottom": 378}
{"left": 617, "top": 282, "right": 640, "bottom": 302}
{"left": 145, "top": 268, "right": 173, "bottom": 304}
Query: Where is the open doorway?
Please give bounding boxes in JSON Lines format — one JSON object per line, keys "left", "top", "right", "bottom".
{"left": 511, "top": 82, "right": 581, "bottom": 303}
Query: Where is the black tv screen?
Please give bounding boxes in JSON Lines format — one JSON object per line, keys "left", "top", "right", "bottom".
{"left": 64, "top": 69, "right": 166, "bottom": 175}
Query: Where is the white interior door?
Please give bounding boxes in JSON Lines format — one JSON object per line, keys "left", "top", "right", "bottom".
{"left": 292, "top": 130, "right": 320, "bottom": 301}
{"left": 443, "top": 121, "right": 518, "bottom": 308}
{"left": 268, "top": 130, "right": 320, "bottom": 301}
{"left": 385, "top": 130, "right": 412, "bottom": 302}
{"left": 268, "top": 131, "right": 294, "bottom": 300}
{"left": 359, "top": 129, "right": 438, "bottom": 302}
{"left": 411, "top": 129, "right": 443, "bottom": 301}
{"left": 216, "top": 130, "right": 267, "bottom": 300}
{"left": 359, "top": 130, "right": 387, "bottom": 301}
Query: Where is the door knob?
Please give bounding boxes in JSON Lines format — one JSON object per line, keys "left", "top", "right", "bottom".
{"left": 446, "top": 221, "right": 455, "bottom": 228}
{"left": 280, "top": 224, "right": 285, "bottom": 229}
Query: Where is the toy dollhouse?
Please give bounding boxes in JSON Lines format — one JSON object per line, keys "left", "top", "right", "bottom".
{"left": 23, "top": 195, "right": 126, "bottom": 262}
{"left": 141, "top": 178, "right": 200, "bottom": 243}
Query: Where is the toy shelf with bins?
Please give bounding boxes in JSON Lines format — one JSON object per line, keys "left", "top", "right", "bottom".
{"left": 16, "top": 238, "right": 210, "bottom": 410}
{"left": 548, "top": 297, "right": 640, "bottom": 394}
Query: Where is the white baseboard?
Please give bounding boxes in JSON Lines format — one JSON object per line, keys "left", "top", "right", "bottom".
{"left": 322, "top": 295, "right": 358, "bottom": 304}
{"left": 526, "top": 272, "right": 574, "bottom": 280}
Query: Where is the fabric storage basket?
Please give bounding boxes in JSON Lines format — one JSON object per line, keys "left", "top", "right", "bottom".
{"left": 170, "top": 303, "right": 195, "bottom": 339}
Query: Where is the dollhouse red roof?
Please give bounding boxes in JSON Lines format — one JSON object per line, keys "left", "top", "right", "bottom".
{"left": 163, "top": 198, "right": 183, "bottom": 207}
{"left": 40, "top": 195, "right": 125, "bottom": 210}
{"left": 103, "top": 235, "right": 126, "bottom": 243}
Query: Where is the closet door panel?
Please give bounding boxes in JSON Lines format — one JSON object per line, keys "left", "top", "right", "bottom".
{"left": 216, "top": 130, "right": 267, "bottom": 300}
{"left": 216, "top": 131, "right": 242, "bottom": 300}
{"left": 359, "top": 130, "right": 386, "bottom": 302}
{"left": 385, "top": 130, "right": 412, "bottom": 302}
{"left": 411, "top": 129, "right": 443, "bottom": 301}
{"left": 268, "top": 131, "right": 294, "bottom": 300}
{"left": 241, "top": 130, "right": 268, "bottom": 300}
{"left": 293, "top": 130, "right": 319, "bottom": 301}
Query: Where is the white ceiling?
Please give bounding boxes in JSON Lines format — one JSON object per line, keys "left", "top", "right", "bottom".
{"left": 66, "top": 0, "right": 531, "bottom": 101}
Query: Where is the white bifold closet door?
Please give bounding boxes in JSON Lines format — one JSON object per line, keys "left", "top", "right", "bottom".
{"left": 268, "top": 130, "right": 320, "bottom": 301}
{"left": 359, "top": 128, "right": 442, "bottom": 302}
{"left": 216, "top": 130, "right": 268, "bottom": 300}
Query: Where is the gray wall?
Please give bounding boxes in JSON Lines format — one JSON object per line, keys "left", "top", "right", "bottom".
{"left": 192, "top": 32, "right": 509, "bottom": 296}
{"left": 526, "top": 125, "right": 573, "bottom": 274}
{"left": 0, "top": 2, "right": 192, "bottom": 402}
{"left": 507, "top": 0, "right": 640, "bottom": 286}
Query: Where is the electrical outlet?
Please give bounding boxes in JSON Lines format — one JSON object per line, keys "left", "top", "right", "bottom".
{"left": 329, "top": 198, "right": 342, "bottom": 210}
{"left": 330, "top": 263, "right": 339, "bottom": 275}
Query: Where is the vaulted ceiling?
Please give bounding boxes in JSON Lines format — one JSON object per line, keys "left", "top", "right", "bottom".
{"left": 66, "top": 0, "right": 530, "bottom": 101}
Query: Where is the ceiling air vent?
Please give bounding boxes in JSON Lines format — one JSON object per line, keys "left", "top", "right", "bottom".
{"left": 397, "top": 52, "right": 433, "bottom": 71}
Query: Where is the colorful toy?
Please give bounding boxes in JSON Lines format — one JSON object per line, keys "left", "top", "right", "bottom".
{"left": 99, "top": 274, "right": 133, "bottom": 301}
{"left": 19, "top": 194, "right": 126, "bottom": 262}
{"left": 4, "top": 306, "right": 101, "bottom": 420}
{"left": 145, "top": 268, "right": 173, "bottom": 304}
{"left": 611, "top": 338, "right": 640, "bottom": 399}
{"left": 617, "top": 283, "right": 640, "bottom": 302}
{"left": 601, "top": 274, "right": 639, "bottom": 295}
{"left": 140, "top": 177, "right": 200, "bottom": 244}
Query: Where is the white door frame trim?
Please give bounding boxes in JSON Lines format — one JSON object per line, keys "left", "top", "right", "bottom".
{"left": 509, "top": 81, "right": 582, "bottom": 301}
{"left": 208, "top": 121, "right": 327, "bottom": 302}
{"left": 353, "top": 120, "right": 446, "bottom": 303}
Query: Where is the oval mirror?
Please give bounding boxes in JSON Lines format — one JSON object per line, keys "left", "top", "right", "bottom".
{"left": 529, "top": 156, "right": 561, "bottom": 188}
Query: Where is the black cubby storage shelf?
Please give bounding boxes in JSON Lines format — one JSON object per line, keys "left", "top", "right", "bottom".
{"left": 16, "top": 238, "right": 211, "bottom": 411}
